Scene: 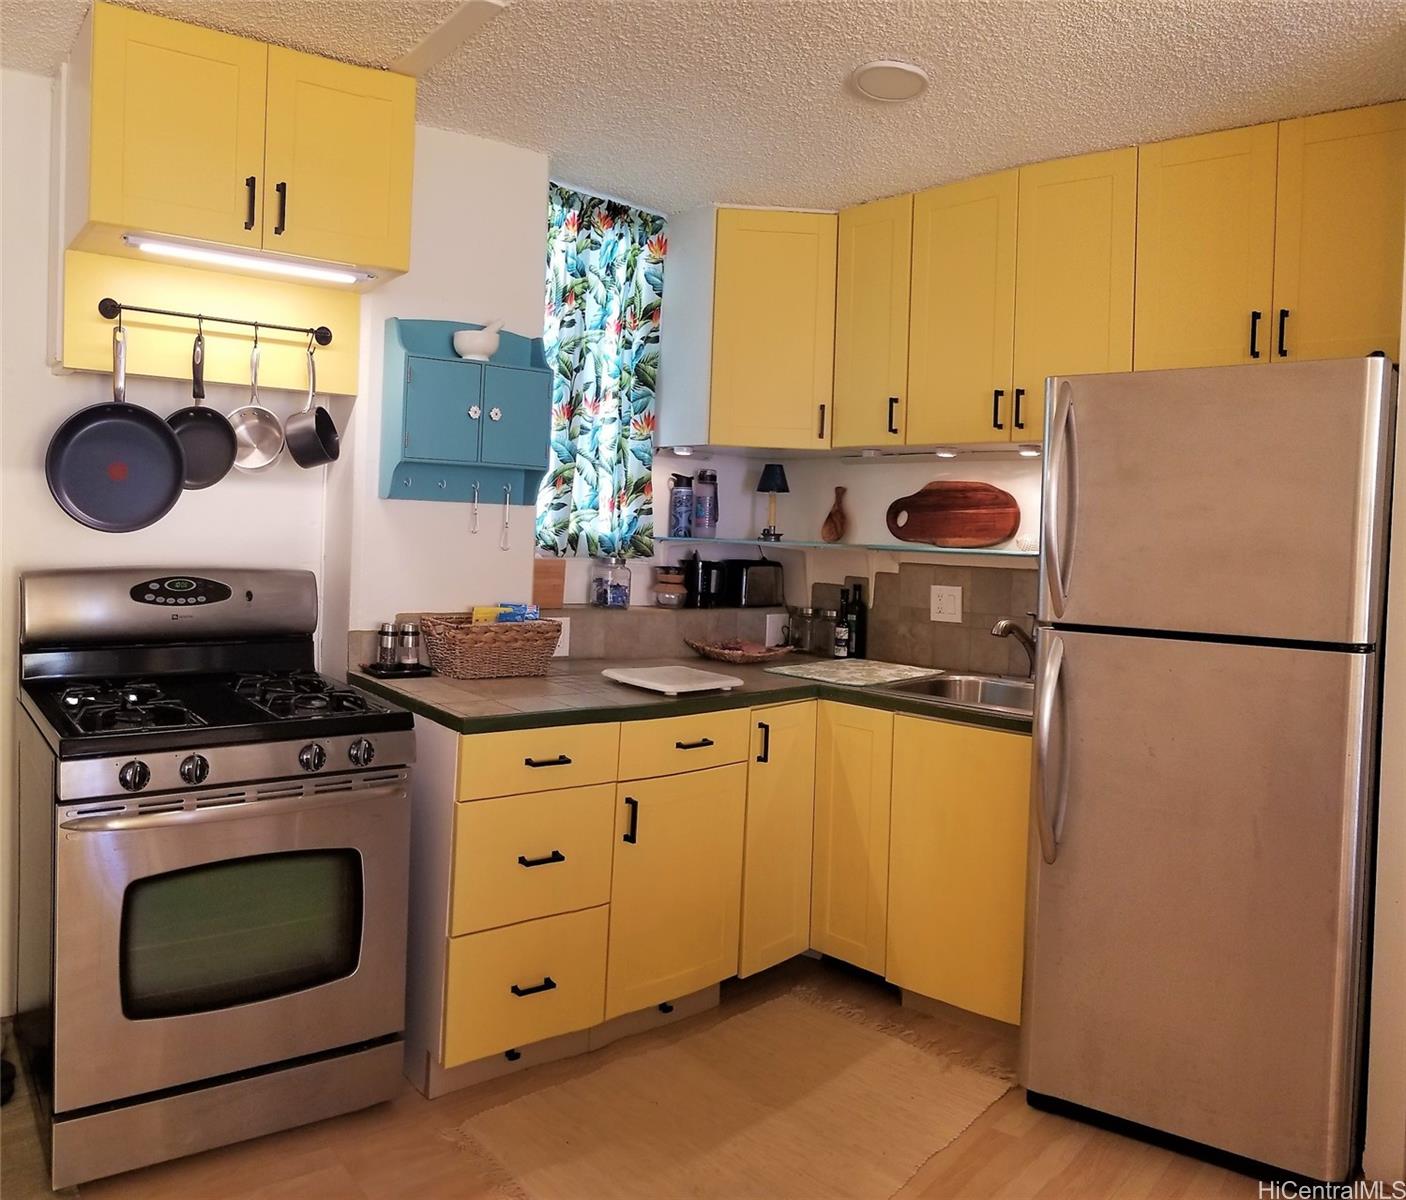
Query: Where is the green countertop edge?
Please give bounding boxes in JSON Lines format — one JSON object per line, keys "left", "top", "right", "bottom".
{"left": 350, "top": 671, "right": 1032, "bottom": 737}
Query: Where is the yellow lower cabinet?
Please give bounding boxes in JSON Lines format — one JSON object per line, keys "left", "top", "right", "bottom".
{"left": 739, "top": 702, "right": 818, "bottom": 977}
{"left": 442, "top": 905, "right": 608, "bottom": 1066}
{"left": 605, "top": 765, "right": 746, "bottom": 1018}
{"left": 887, "top": 716, "right": 1032, "bottom": 1024}
{"left": 810, "top": 703, "right": 893, "bottom": 974}
{"left": 450, "top": 784, "right": 615, "bottom": 935}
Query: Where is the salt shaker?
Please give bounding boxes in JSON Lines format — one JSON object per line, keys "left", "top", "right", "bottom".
{"left": 397, "top": 621, "right": 421, "bottom": 666}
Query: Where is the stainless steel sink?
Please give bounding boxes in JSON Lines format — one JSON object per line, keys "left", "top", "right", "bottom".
{"left": 881, "top": 673, "right": 1034, "bottom": 715}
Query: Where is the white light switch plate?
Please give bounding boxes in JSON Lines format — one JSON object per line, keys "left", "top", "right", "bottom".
{"left": 930, "top": 585, "right": 963, "bottom": 623}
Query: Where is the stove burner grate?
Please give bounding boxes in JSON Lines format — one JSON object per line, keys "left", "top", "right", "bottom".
{"left": 232, "top": 671, "right": 377, "bottom": 720}
{"left": 59, "top": 680, "right": 205, "bottom": 735}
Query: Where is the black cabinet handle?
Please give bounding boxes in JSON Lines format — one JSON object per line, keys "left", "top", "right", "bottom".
{"left": 1278, "top": 308, "right": 1290, "bottom": 358}
{"left": 817, "top": 404, "right": 827, "bottom": 439}
{"left": 274, "top": 181, "right": 287, "bottom": 235}
{"left": 623, "top": 796, "right": 639, "bottom": 844}
{"left": 992, "top": 389, "right": 1005, "bottom": 430}
{"left": 1249, "top": 309, "right": 1262, "bottom": 359}
{"left": 244, "top": 175, "right": 256, "bottom": 230}
{"left": 1013, "top": 387, "right": 1025, "bottom": 430}
{"left": 756, "top": 721, "right": 771, "bottom": 763}
{"left": 886, "top": 396, "right": 899, "bottom": 435}
{"left": 675, "top": 737, "right": 715, "bottom": 750}
{"left": 510, "top": 977, "right": 557, "bottom": 997}
{"left": 517, "top": 850, "right": 566, "bottom": 868}
{"left": 524, "top": 754, "right": 572, "bottom": 768}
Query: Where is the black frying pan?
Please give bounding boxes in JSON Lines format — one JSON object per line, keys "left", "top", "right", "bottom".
{"left": 46, "top": 327, "right": 186, "bottom": 532}
{"left": 167, "top": 328, "right": 237, "bottom": 489}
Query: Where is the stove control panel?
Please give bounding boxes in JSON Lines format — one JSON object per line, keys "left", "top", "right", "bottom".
{"left": 128, "top": 576, "right": 233, "bottom": 607}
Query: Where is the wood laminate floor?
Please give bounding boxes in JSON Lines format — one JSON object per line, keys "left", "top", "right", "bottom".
{"left": 2, "top": 959, "right": 1257, "bottom": 1200}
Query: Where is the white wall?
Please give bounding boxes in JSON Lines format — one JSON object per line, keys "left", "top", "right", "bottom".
{"left": 1, "top": 68, "right": 335, "bottom": 1014}
{"left": 320, "top": 124, "right": 550, "bottom": 656}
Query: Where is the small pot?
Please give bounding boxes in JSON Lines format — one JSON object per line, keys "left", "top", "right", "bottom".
{"left": 285, "top": 344, "right": 340, "bottom": 467}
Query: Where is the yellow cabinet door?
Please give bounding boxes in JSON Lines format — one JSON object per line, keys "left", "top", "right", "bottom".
{"left": 810, "top": 702, "right": 893, "bottom": 974}
{"left": 263, "top": 47, "right": 415, "bottom": 271}
{"left": 710, "top": 209, "right": 837, "bottom": 449}
{"left": 443, "top": 905, "right": 608, "bottom": 1066}
{"left": 605, "top": 765, "right": 746, "bottom": 1018}
{"left": 739, "top": 702, "right": 818, "bottom": 977}
{"left": 833, "top": 195, "right": 913, "bottom": 447}
{"left": 887, "top": 717, "right": 1031, "bottom": 1024}
{"left": 1274, "top": 102, "right": 1406, "bottom": 364}
{"left": 1135, "top": 123, "right": 1278, "bottom": 370}
{"left": 907, "top": 170, "right": 1019, "bottom": 445}
{"left": 88, "top": 2, "right": 268, "bottom": 248}
{"left": 1013, "top": 149, "right": 1137, "bottom": 444}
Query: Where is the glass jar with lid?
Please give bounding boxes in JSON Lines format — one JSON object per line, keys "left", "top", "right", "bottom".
{"left": 591, "top": 557, "right": 632, "bottom": 609}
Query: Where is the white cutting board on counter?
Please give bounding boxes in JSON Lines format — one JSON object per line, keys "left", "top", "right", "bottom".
{"left": 602, "top": 666, "right": 745, "bottom": 696}
{"left": 763, "top": 660, "right": 940, "bottom": 685}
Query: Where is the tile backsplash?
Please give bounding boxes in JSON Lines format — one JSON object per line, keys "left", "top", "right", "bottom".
{"left": 812, "top": 564, "right": 1038, "bottom": 677}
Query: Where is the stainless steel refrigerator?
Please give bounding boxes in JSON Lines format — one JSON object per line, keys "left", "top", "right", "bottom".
{"left": 1020, "top": 356, "right": 1397, "bottom": 1182}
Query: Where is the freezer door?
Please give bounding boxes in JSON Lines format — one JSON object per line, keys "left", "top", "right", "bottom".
{"left": 1020, "top": 628, "right": 1374, "bottom": 1180}
{"left": 1040, "top": 357, "right": 1393, "bottom": 643}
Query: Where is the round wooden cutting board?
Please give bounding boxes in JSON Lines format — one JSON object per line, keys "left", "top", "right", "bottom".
{"left": 885, "top": 481, "right": 1021, "bottom": 548}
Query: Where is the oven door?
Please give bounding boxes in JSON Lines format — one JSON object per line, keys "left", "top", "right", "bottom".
{"left": 52, "top": 771, "right": 409, "bottom": 1113}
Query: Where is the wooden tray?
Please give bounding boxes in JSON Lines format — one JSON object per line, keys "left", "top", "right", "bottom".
{"left": 885, "top": 481, "right": 1020, "bottom": 548}
{"left": 685, "top": 638, "right": 794, "bottom": 665}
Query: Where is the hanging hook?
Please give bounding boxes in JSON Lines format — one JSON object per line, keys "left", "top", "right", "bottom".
{"left": 252, "top": 322, "right": 260, "bottom": 347}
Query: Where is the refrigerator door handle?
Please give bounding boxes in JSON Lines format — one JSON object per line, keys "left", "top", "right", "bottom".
{"left": 1043, "top": 390, "right": 1079, "bottom": 617}
{"left": 1034, "top": 634, "right": 1068, "bottom": 864}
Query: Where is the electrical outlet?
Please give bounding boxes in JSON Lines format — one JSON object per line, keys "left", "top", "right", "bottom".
{"left": 930, "top": 585, "right": 963, "bottom": 623}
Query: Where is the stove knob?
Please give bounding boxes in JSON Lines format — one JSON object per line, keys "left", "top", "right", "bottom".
{"left": 179, "top": 754, "right": 210, "bottom": 786}
{"left": 348, "top": 738, "right": 376, "bottom": 768}
{"left": 118, "top": 760, "right": 150, "bottom": 792}
{"left": 298, "top": 743, "right": 327, "bottom": 773}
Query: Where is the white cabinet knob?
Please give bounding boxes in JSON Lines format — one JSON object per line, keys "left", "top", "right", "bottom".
{"left": 468, "top": 405, "right": 482, "bottom": 419}
{"left": 489, "top": 407, "right": 503, "bottom": 422}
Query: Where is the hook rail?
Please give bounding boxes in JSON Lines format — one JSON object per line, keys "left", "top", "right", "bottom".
{"left": 97, "top": 297, "right": 333, "bottom": 346}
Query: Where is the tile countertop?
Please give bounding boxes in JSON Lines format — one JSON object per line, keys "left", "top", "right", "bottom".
{"left": 349, "top": 657, "right": 1033, "bottom": 736}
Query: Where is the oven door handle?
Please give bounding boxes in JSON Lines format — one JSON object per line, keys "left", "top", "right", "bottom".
{"left": 59, "top": 779, "right": 407, "bottom": 832}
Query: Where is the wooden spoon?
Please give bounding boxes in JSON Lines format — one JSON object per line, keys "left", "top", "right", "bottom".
{"left": 821, "top": 486, "right": 847, "bottom": 542}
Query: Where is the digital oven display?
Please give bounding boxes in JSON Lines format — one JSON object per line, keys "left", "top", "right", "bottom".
{"left": 128, "top": 576, "right": 234, "bottom": 607}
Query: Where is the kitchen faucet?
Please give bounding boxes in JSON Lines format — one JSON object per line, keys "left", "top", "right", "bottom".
{"left": 991, "top": 618, "right": 1037, "bottom": 677}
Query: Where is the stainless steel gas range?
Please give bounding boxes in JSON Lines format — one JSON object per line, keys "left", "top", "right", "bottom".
{"left": 12, "top": 568, "right": 416, "bottom": 1189}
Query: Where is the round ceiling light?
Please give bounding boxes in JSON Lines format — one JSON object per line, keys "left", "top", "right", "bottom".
{"left": 851, "top": 60, "right": 929, "bottom": 103}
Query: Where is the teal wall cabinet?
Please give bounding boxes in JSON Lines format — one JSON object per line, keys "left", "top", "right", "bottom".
{"left": 380, "top": 319, "right": 552, "bottom": 503}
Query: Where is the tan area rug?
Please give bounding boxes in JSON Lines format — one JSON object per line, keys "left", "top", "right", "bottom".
{"left": 451, "top": 991, "right": 1011, "bottom": 1200}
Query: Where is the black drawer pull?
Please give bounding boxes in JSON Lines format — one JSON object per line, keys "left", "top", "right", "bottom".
{"left": 510, "top": 977, "right": 557, "bottom": 998}
{"left": 1278, "top": 308, "right": 1290, "bottom": 357}
{"left": 244, "top": 175, "right": 256, "bottom": 230}
{"left": 756, "top": 721, "right": 771, "bottom": 763}
{"left": 817, "top": 404, "right": 827, "bottom": 439}
{"left": 274, "top": 181, "right": 287, "bottom": 236}
{"left": 992, "top": 389, "right": 1005, "bottom": 430}
{"left": 518, "top": 850, "right": 566, "bottom": 868}
{"left": 1249, "top": 309, "right": 1262, "bottom": 359}
{"left": 675, "top": 737, "right": 715, "bottom": 750}
{"left": 623, "top": 796, "right": 639, "bottom": 844}
{"left": 1013, "top": 387, "right": 1026, "bottom": 430}
{"left": 524, "top": 754, "right": 573, "bottom": 768}
{"left": 886, "top": 396, "right": 899, "bottom": 435}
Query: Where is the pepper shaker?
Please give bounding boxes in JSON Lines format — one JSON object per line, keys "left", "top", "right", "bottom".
{"left": 377, "top": 622, "right": 398, "bottom": 667}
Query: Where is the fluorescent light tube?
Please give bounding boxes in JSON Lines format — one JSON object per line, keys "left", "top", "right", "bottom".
{"left": 124, "top": 236, "right": 366, "bottom": 285}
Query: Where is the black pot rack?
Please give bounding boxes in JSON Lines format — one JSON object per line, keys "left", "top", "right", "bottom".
{"left": 97, "top": 297, "right": 333, "bottom": 346}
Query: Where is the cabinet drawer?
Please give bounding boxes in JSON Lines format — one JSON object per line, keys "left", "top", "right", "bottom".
{"left": 618, "top": 709, "right": 750, "bottom": 780}
{"left": 451, "top": 784, "right": 614, "bottom": 934}
{"left": 458, "top": 723, "right": 620, "bottom": 800}
{"left": 443, "top": 905, "right": 608, "bottom": 1066}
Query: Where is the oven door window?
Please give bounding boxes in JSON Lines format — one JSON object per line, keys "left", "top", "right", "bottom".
{"left": 120, "top": 850, "right": 363, "bottom": 1019}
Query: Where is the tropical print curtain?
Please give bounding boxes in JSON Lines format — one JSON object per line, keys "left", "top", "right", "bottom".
{"left": 535, "top": 184, "right": 667, "bottom": 558}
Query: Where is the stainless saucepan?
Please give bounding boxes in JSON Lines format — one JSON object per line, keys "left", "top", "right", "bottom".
{"left": 228, "top": 340, "right": 284, "bottom": 472}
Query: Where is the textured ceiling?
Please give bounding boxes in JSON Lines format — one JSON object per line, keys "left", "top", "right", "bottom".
{"left": 5, "top": 1, "right": 1406, "bottom": 214}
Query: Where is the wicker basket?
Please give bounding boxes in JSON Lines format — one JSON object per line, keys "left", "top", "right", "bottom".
{"left": 684, "top": 638, "right": 794, "bottom": 665}
{"left": 420, "top": 615, "right": 563, "bottom": 680}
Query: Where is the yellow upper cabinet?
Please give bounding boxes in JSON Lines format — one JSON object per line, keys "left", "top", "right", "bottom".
{"left": 908, "top": 170, "right": 1019, "bottom": 445}
{"left": 86, "top": 3, "right": 268, "bottom": 249}
{"left": 1134, "top": 123, "right": 1279, "bottom": 370}
{"left": 1013, "top": 149, "right": 1136, "bottom": 443}
{"left": 709, "top": 209, "right": 837, "bottom": 450}
{"left": 263, "top": 47, "right": 415, "bottom": 273}
{"left": 68, "top": 2, "right": 415, "bottom": 279}
{"left": 1273, "top": 101, "right": 1406, "bottom": 364}
{"left": 833, "top": 195, "right": 913, "bottom": 448}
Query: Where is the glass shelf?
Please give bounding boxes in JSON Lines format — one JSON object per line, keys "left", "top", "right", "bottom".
{"left": 656, "top": 536, "right": 1037, "bottom": 559}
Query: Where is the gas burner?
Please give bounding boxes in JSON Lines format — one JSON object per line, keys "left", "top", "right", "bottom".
{"left": 72, "top": 700, "right": 203, "bottom": 735}
{"left": 232, "top": 671, "right": 379, "bottom": 721}
{"left": 61, "top": 681, "right": 165, "bottom": 710}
